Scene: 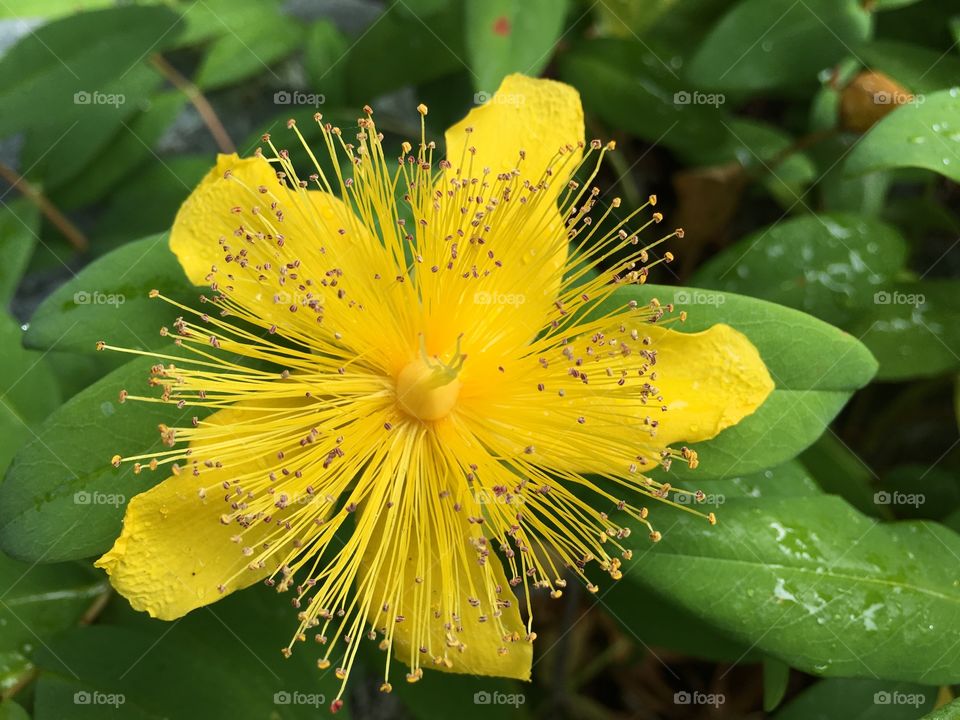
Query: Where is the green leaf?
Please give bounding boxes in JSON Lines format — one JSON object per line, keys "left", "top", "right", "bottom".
{"left": 94, "top": 155, "right": 210, "bottom": 246}
{"left": 0, "top": 200, "right": 39, "bottom": 305}
{"left": 921, "top": 698, "right": 960, "bottom": 719}
{"left": 18, "top": 63, "right": 163, "bottom": 192}
{"left": 0, "top": 652, "right": 33, "bottom": 696}
{"left": 303, "top": 20, "right": 349, "bottom": 107}
{"left": 394, "top": 672, "right": 530, "bottom": 720}
{"left": 684, "top": 118, "right": 816, "bottom": 207}
{"left": 0, "top": 313, "right": 60, "bottom": 476}
{"left": 464, "top": 0, "right": 569, "bottom": 93}
{"left": 0, "top": 700, "right": 30, "bottom": 720}
{"left": 691, "top": 213, "right": 909, "bottom": 327}
{"left": 0, "top": 354, "right": 198, "bottom": 562}
{"left": 24, "top": 235, "right": 196, "bottom": 354}
{"left": 763, "top": 656, "right": 790, "bottom": 712}
{"left": 686, "top": 0, "right": 872, "bottom": 92}
{"left": 603, "top": 285, "right": 875, "bottom": 479}
{"left": 604, "top": 461, "right": 819, "bottom": 663}
{"left": 0, "top": 553, "right": 106, "bottom": 655}
{"left": 627, "top": 495, "right": 960, "bottom": 684}
{"left": 344, "top": 3, "right": 466, "bottom": 103}
{"left": 558, "top": 38, "right": 729, "bottom": 155}
{"left": 776, "top": 678, "right": 935, "bottom": 719}
{"left": 32, "top": 585, "right": 341, "bottom": 719}
{"left": 801, "top": 435, "right": 885, "bottom": 518}
{"left": 845, "top": 88, "right": 960, "bottom": 184}
{"left": 846, "top": 280, "right": 960, "bottom": 380}
{"left": 195, "top": 6, "right": 304, "bottom": 90}
{"left": 858, "top": 41, "right": 960, "bottom": 94}
{"left": 52, "top": 90, "right": 189, "bottom": 210}
{"left": 0, "top": 5, "right": 182, "bottom": 137}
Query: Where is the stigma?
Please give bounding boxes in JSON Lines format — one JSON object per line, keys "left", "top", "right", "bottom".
{"left": 395, "top": 338, "right": 465, "bottom": 421}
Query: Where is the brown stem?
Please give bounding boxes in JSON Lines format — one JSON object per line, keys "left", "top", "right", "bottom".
{"left": 150, "top": 53, "right": 236, "bottom": 154}
{"left": 0, "top": 161, "right": 89, "bottom": 251}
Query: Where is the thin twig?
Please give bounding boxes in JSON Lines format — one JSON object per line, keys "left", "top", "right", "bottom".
{"left": 0, "top": 161, "right": 89, "bottom": 251}
{"left": 150, "top": 53, "right": 236, "bottom": 154}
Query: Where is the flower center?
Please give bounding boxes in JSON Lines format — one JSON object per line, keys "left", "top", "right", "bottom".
{"left": 395, "top": 339, "right": 465, "bottom": 421}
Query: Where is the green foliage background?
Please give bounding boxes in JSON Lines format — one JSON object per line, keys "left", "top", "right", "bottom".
{"left": 0, "top": 0, "right": 959, "bottom": 718}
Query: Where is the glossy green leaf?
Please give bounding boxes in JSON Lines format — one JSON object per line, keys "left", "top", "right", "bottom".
{"left": 605, "top": 461, "right": 819, "bottom": 663}
{"left": 0, "top": 200, "right": 39, "bottom": 305}
{"left": 0, "top": 553, "right": 106, "bottom": 655}
{"left": 776, "top": 678, "right": 935, "bottom": 719}
{"left": 921, "top": 698, "right": 960, "bottom": 719}
{"left": 464, "top": 0, "right": 569, "bottom": 93}
{"left": 845, "top": 88, "right": 960, "bottom": 183}
{"left": 303, "top": 20, "right": 349, "bottom": 107}
{"left": 763, "top": 657, "right": 790, "bottom": 712}
{"left": 344, "top": 3, "right": 466, "bottom": 103}
{"left": 0, "top": 354, "right": 200, "bottom": 562}
{"left": 626, "top": 495, "right": 960, "bottom": 684}
{"left": 858, "top": 41, "right": 960, "bottom": 94}
{"left": 0, "top": 5, "right": 181, "bottom": 137}
{"left": 0, "top": 700, "right": 29, "bottom": 720}
{"left": 52, "top": 91, "right": 189, "bottom": 210}
{"left": 94, "top": 155, "right": 210, "bottom": 246}
{"left": 686, "top": 0, "right": 872, "bottom": 91}
{"left": 0, "top": 652, "right": 32, "bottom": 696}
{"left": 559, "top": 38, "right": 729, "bottom": 155}
{"left": 801, "top": 435, "right": 885, "bottom": 518}
{"left": 0, "top": 313, "right": 60, "bottom": 476}
{"left": 19, "top": 63, "right": 162, "bottom": 192}
{"left": 195, "top": 7, "right": 304, "bottom": 90}
{"left": 395, "top": 671, "right": 530, "bottom": 720}
{"left": 24, "top": 235, "right": 196, "bottom": 354}
{"left": 846, "top": 280, "right": 960, "bottom": 380}
{"left": 691, "top": 213, "right": 909, "bottom": 327}
{"left": 32, "top": 585, "right": 341, "bottom": 719}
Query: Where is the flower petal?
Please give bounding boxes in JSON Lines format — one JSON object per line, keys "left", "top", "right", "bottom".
{"left": 95, "top": 402, "right": 304, "bottom": 620}
{"left": 456, "top": 322, "right": 772, "bottom": 476}
{"left": 170, "top": 154, "right": 277, "bottom": 286}
{"left": 444, "top": 73, "right": 584, "bottom": 202}
{"left": 443, "top": 75, "right": 585, "bottom": 347}
{"left": 358, "top": 511, "right": 532, "bottom": 680}
{"left": 647, "top": 323, "right": 774, "bottom": 446}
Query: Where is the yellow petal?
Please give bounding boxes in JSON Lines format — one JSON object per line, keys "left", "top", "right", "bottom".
{"left": 443, "top": 74, "right": 585, "bottom": 347}
{"left": 358, "top": 511, "right": 532, "bottom": 680}
{"left": 648, "top": 323, "right": 774, "bottom": 446}
{"left": 444, "top": 74, "right": 584, "bottom": 200}
{"left": 170, "top": 154, "right": 276, "bottom": 286}
{"left": 456, "top": 322, "right": 772, "bottom": 475}
{"left": 95, "top": 402, "right": 303, "bottom": 620}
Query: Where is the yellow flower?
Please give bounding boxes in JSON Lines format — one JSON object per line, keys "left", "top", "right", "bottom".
{"left": 95, "top": 74, "right": 773, "bottom": 709}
